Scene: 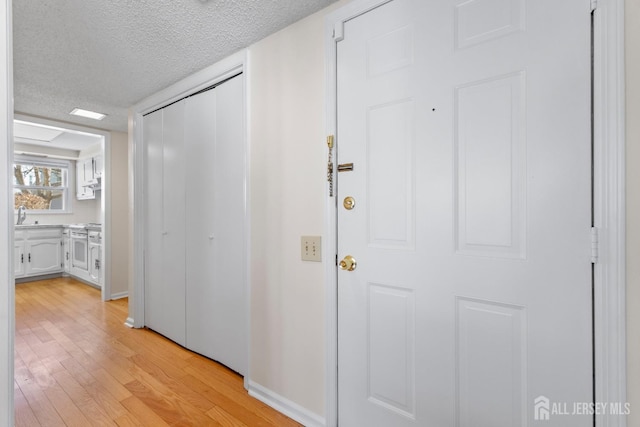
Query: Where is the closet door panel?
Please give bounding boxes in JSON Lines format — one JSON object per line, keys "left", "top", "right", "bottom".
{"left": 144, "top": 109, "right": 165, "bottom": 333}
{"left": 211, "top": 75, "right": 247, "bottom": 375}
{"left": 185, "top": 88, "right": 218, "bottom": 358}
{"left": 160, "top": 100, "right": 187, "bottom": 345}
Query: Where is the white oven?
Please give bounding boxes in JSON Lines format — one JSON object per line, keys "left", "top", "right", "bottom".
{"left": 71, "top": 229, "right": 88, "bottom": 271}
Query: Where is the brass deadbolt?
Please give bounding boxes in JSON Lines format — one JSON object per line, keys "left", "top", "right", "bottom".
{"left": 343, "top": 196, "right": 356, "bottom": 210}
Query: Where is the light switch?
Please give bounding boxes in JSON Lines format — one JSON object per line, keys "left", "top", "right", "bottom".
{"left": 301, "top": 236, "right": 322, "bottom": 262}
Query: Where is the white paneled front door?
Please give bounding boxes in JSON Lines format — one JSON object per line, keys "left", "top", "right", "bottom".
{"left": 336, "top": 0, "right": 592, "bottom": 425}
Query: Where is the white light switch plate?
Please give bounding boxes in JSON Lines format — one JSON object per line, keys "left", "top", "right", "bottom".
{"left": 301, "top": 236, "right": 322, "bottom": 262}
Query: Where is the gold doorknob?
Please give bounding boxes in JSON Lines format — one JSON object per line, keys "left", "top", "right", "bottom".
{"left": 339, "top": 255, "right": 357, "bottom": 271}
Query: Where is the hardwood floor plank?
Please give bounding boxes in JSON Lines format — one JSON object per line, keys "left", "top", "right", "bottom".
{"left": 88, "top": 368, "right": 133, "bottom": 402}
{"left": 128, "top": 354, "right": 214, "bottom": 412}
{"left": 206, "top": 406, "right": 249, "bottom": 427}
{"left": 14, "top": 382, "right": 40, "bottom": 427}
{"left": 52, "top": 369, "right": 115, "bottom": 426}
{"left": 123, "top": 374, "right": 219, "bottom": 426}
{"left": 114, "top": 413, "right": 144, "bottom": 427}
{"left": 14, "top": 357, "right": 66, "bottom": 427}
{"left": 15, "top": 278, "right": 303, "bottom": 427}
{"left": 179, "top": 375, "right": 273, "bottom": 427}
{"left": 41, "top": 380, "right": 93, "bottom": 427}
{"left": 182, "top": 366, "right": 301, "bottom": 427}
{"left": 119, "top": 395, "right": 172, "bottom": 427}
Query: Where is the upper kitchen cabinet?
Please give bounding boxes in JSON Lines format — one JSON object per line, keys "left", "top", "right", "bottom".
{"left": 76, "top": 154, "right": 103, "bottom": 200}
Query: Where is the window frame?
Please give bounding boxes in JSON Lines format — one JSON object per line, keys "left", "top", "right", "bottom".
{"left": 13, "top": 154, "right": 72, "bottom": 214}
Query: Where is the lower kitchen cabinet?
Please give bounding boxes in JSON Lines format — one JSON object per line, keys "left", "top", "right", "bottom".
{"left": 62, "top": 229, "right": 71, "bottom": 273}
{"left": 14, "top": 227, "right": 63, "bottom": 279}
{"left": 14, "top": 236, "right": 26, "bottom": 277}
{"left": 88, "top": 235, "right": 101, "bottom": 285}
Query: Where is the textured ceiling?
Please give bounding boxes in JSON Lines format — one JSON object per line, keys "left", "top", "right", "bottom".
{"left": 13, "top": 0, "right": 337, "bottom": 132}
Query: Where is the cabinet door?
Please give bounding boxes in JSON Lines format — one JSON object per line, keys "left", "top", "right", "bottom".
{"left": 63, "top": 236, "right": 70, "bottom": 273}
{"left": 27, "top": 239, "right": 62, "bottom": 275}
{"left": 89, "top": 244, "right": 101, "bottom": 284}
{"left": 93, "top": 155, "right": 103, "bottom": 178}
{"left": 76, "top": 158, "right": 95, "bottom": 200}
{"left": 14, "top": 241, "right": 25, "bottom": 278}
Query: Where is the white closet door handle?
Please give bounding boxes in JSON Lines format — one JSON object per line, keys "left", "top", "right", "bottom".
{"left": 208, "top": 235, "right": 215, "bottom": 240}
{"left": 162, "top": 231, "right": 168, "bottom": 236}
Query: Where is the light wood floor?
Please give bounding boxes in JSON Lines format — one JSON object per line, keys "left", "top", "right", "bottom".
{"left": 15, "top": 277, "right": 301, "bottom": 427}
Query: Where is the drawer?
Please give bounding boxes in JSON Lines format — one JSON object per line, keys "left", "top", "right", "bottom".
{"left": 27, "top": 228, "right": 63, "bottom": 240}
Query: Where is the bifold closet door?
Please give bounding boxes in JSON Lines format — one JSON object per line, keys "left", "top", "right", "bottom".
{"left": 144, "top": 100, "right": 187, "bottom": 346}
{"left": 185, "top": 74, "right": 246, "bottom": 375}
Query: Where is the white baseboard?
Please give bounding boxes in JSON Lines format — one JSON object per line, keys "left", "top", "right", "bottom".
{"left": 124, "top": 317, "right": 135, "bottom": 328}
{"left": 247, "top": 380, "right": 325, "bottom": 427}
{"left": 109, "top": 291, "right": 128, "bottom": 300}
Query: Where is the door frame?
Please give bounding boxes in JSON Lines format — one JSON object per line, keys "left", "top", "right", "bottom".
{"left": 322, "top": 1, "right": 627, "bottom": 426}
{"left": 0, "top": 1, "right": 12, "bottom": 425}
{"left": 128, "top": 49, "right": 251, "bottom": 385}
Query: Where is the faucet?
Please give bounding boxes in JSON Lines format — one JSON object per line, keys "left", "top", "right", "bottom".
{"left": 16, "top": 205, "right": 26, "bottom": 225}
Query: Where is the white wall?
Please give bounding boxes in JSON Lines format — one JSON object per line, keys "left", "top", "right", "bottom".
{"left": 625, "top": 0, "right": 639, "bottom": 423}
{"left": 248, "top": 1, "right": 348, "bottom": 417}
{"left": 108, "top": 131, "right": 129, "bottom": 297}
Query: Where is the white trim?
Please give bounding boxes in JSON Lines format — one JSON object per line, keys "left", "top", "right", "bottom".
{"left": 243, "top": 50, "right": 253, "bottom": 391}
{"left": 109, "top": 291, "right": 128, "bottom": 300}
{"left": 323, "top": 3, "right": 392, "bottom": 425}
{"left": 323, "top": 0, "right": 627, "bottom": 426}
{"left": 593, "top": 0, "right": 627, "bottom": 426}
{"left": 0, "top": 0, "right": 12, "bottom": 424}
{"left": 248, "top": 381, "right": 326, "bottom": 427}
{"left": 129, "top": 50, "right": 251, "bottom": 377}
{"left": 13, "top": 113, "right": 113, "bottom": 304}
{"left": 124, "top": 316, "right": 135, "bottom": 328}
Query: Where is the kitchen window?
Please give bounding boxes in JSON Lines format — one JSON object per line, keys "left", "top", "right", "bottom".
{"left": 13, "top": 155, "right": 71, "bottom": 213}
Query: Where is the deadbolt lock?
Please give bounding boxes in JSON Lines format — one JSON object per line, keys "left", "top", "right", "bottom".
{"left": 343, "top": 196, "right": 356, "bottom": 210}
{"left": 339, "top": 255, "right": 357, "bottom": 271}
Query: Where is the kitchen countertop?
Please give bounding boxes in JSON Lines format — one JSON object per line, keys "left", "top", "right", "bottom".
{"left": 15, "top": 224, "right": 64, "bottom": 230}
{"left": 15, "top": 223, "right": 102, "bottom": 230}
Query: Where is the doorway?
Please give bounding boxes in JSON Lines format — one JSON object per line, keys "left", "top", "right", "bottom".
{"left": 12, "top": 115, "right": 111, "bottom": 301}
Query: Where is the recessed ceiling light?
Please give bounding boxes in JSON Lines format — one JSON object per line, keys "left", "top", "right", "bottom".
{"left": 69, "top": 108, "right": 106, "bottom": 120}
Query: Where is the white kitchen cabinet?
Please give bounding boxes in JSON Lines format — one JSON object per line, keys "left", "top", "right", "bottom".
{"left": 88, "top": 245, "right": 100, "bottom": 284}
{"left": 76, "top": 157, "right": 95, "bottom": 200}
{"left": 62, "top": 229, "right": 71, "bottom": 273}
{"left": 88, "top": 231, "right": 102, "bottom": 286}
{"left": 14, "top": 231, "right": 26, "bottom": 278}
{"left": 14, "top": 227, "right": 63, "bottom": 278}
{"left": 28, "top": 239, "right": 63, "bottom": 275}
{"left": 93, "top": 154, "right": 103, "bottom": 178}
{"left": 144, "top": 74, "right": 246, "bottom": 375}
